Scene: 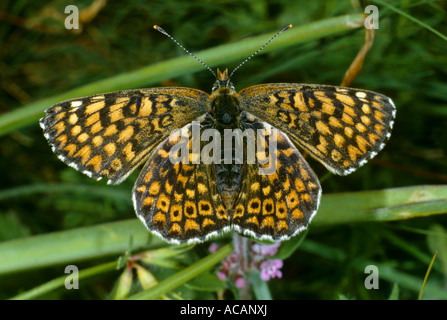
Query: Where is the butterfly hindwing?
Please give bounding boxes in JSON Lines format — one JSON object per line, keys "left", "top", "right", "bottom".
{"left": 240, "top": 84, "right": 396, "bottom": 175}
{"left": 132, "top": 121, "right": 231, "bottom": 244}
{"left": 231, "top": 112, "right": 321, "bottom": 241}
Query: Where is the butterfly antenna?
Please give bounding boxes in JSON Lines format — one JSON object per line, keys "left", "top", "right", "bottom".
{"left": 154, "top": 25, "right": 218, "bottom": 79}
{"left": 229, "top": 24, "right": 292, "bottom": 79}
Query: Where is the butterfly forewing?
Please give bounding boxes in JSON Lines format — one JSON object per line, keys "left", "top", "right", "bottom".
{"left": 40, "top": 88, "right": 209, "bottom": 184}
{"left": 240, "top": 84, "right": 396, "bottom": 175}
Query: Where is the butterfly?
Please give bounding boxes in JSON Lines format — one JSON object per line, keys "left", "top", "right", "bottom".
{"left": 40, "top": 25, "right": 396, "bottom": 244}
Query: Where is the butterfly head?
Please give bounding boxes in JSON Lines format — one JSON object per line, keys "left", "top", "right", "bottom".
{"left": 212, "top": 68, "right": 235, "bottom": 92}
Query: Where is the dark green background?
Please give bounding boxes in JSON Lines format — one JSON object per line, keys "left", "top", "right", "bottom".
{"left": 0, "top": 0, "right": 446, "bottom": 300}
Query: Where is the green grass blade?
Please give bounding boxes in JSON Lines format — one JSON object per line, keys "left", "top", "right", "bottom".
{"left": 0, "top": 220, "right": 157, "bottom": 275}
{"left": 0, "top": 185, "right": 445, "bottom": 276}
{"left": 128, "top": 244, "right": 233, "bottom": 300}
{"left": 0, "top": 14, "right": 364, "bottom": 137}
{"left": 10, "top": 261, "right": 117, "bottom": 300}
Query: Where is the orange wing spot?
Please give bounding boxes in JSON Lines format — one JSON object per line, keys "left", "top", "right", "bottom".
{"left": 374, "top": 123, "right": 385, "bottom": 135}
{"left": 110, "top": 108, "right": 124, "bottom": 123}
{"left": 361, "top": 115, "right": 371, "bottom": 126}
{"left": 158, "top": 149, "right": 170, "bottom": 159}
{"left": 56, "top": 134, "right": 67, "bottom": 147}
{"left": 268, "top": 172, "right": 279, "bottom": 184}
{"left": 118, "top": 125, "right": 134, "bottom": 143}
{"left": 356, "top": 135, "right": 371, "bottom": 153}
{"left": 245, "top": 216, "right": 259, "bottom": 226}
{"left": 153, "top": 212, "right": 166, "bottom": 224}
{"left": 202, "top": 218, "right": 216, "bottom": 229}
{"left": 90, "top": 121, "right": 103, "bottom": 134}
{"left": 301, "top": 193, "right": 312, "bottom": 203}
{"left": 54, "top": 111, "right": 66, "bottom": 121}
{"left": 343, "top": 105, "right": 357, "bottom": 118}
{"left": 374, "top": 110, "right": 386, "bottom": 123}
{"left": 335, "top": 93, "right": 355, "bottom": 107}
{"left": 52, "top": 121, "right": 65, "bottom": 136}
{"left": 184, "top": 219, "right": 200, "bottom": 232}
{"left": 64, "top": 144, "right": 77, "bottom": 157}
{"left": 104, "top": 143, "right": 116, "bottom": 157}
{"left": 177, "top": 173, "right": 188, "bottom": 188}
{"left": 86, "top": 112, "right": 100, "bottom": 127}
{"left": 86, "top": 155, "right": 102, "bottom": 172}
{"left": 276, "top": 220, "right": 289, "bottom": 232}
{"left": 294, "top": 178, "right": 306, "bottom": 192}
{"left": 316, "top": 121, "right": 332, "bottom": 136}
{"left": 344, "top": 126, "right": 354, "bottom": 138}
{"left": 123, "top": 142, "right": 135, "bottom": 162}
{"left": 293, "top": 93, "right": 309, "bottom": 112}
{"left": 68, "top": 113, "right": 78, "bottom": 125}
{"left": 75, "top": 145, "right": 91, "bottom": 165}
{"left": 156, "top": 193, "right": 170, "bottom": 212}
{"left": 248, "top": 198, "right": 261, "bottom": 214}
{"left": 286, "top": 189, "right": 299, "bottom": 209}
{"left": 334, "top": 133, "right": 345, "bottom": 148}
{"left": 341, "top": 113, "right": 355, "bottom": 126}
{"left": 283, "top": 176, "right": 290, "bottom": 191}
{"left": 356, "top": 122, "right": 367, "bottom": 133}
{"left": 321, "top": 102, "right": 336, "bottom": 115}
{"left": 262, "top": 185, "right": 271, "bottom": 196}
{"left": 261, "top": 216, "right": 275, "bottom": 229}
{"left": 275, "top": 201, "right": 288, "bottom": 219}
{"left": 168, "top": 223, "right": 182, "bottom": 235}
{"left": 184, "top": 201, "right": 197, "bottom": 218}
{"left": 111, "top": 158, "right": 122, "bottom": 171}
{"left": 347, "top": 144, "right": 362, "bottom": 161}
{"left": 197, "top": 183, "right": 208, "bottom": 194}
{"left": 198, "top": 200, "right": 213, "bottom": 216}
{"left": 281, "top": 148, "right": 294, "bottom": 157}
{"left": 331, "top": 149, "right": 342, "bottom": 162}
{"left": 329, "top": 116, "right": 343, "bottom": 128}
{"left": 164, "top": 180, "right": 173, "bottom": 193}
{"left": 170, "top": 205, "right": 182, "bottom": 222}
{"left": 92, "top": 135, "right": 103, "bottom": 147}
{"left": 234, "top": 204, "right": 245, "bottom": 218}
{"left": 186, "top": 188, "right": 195, "bottom": 199}
{"left": 262, "top": 199, "right": 275, "bottom": 215}
{"left": 149, "top": 181, "right": 160, "bottom": 195}
{"left": 368, "top": 132, "right": 381, "bottom": 144}
{"left": 292, "top": 208, "right": 304, "bottom": 220}
{"left": 77, "top": 132, "right": 89, "bottom": 143}
{"left": 136, "top": 185, "right": 146, "bottom": 194}
{"left": 85, "top": 101, "right": 105, "bottom": 115}
{"left": 314, "top": 91, "right": 333, "bottom": 107}
{"left": 362, "top": 104, "right": 371, "bottom": 114}
{"left": 143, "top": 170, "right": 153, "bottom": 183}
{"left": 216, "top": 205, "right": 228, "bottom": 220}
{"left": 104, "top": 124, "right": 118, "bottom": 137}
{"left": 71, "top": 125, "right": 82, "bottom": 136}
{"left": 174, "top": 191, "right": 183, "bottom": 203}
{"left": 317, "top": 136, "right": 328, "bottom": 154}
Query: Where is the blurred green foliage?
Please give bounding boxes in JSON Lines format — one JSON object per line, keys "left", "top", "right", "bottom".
{"left": 0, "top": 0, "right": 446, "bottom": 300}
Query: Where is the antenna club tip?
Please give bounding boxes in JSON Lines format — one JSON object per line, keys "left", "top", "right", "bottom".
{"left": 153, "top": 25, "right": 159, "bottom": 30}
{"left": 288, "top": 24, "right": 293, "bottom": 28}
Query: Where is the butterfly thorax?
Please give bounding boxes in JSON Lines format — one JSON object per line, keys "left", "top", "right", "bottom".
{"left": 207, "top": 69, "right": 243, "bottom": 208}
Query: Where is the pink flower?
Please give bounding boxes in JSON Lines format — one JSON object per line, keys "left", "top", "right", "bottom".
{"left": 235, "top": 277, "right": 246, "bottom": 288}
{"left": 260, "top": 259, "right": 283, "bottom": 281}
{"left": 252, "top": 242, "right": 281, "bottom": 256}
{"left": 209, "top": 243, "right": 220, "bottom": 253}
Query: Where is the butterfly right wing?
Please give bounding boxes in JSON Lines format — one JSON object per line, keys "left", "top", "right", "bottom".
{"left": 40, "top": 88, "right": 209, "bottom": 184}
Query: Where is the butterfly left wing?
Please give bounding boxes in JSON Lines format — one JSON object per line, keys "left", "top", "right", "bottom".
{"left": 231, "top": 112, "right": 321, "bottom": 241}
{"left": 132, "top": 120, "right": 231, "bottom": 244}
{"left": 40, "top": 88, "right": 208, "bottom": 184}
{"left": 240, "top": 84, "right": 396, "bottom": 175}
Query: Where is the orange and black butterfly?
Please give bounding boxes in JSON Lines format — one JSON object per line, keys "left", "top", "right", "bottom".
{"left": 40, "top": 25, "right": 395, "bottom": 244}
